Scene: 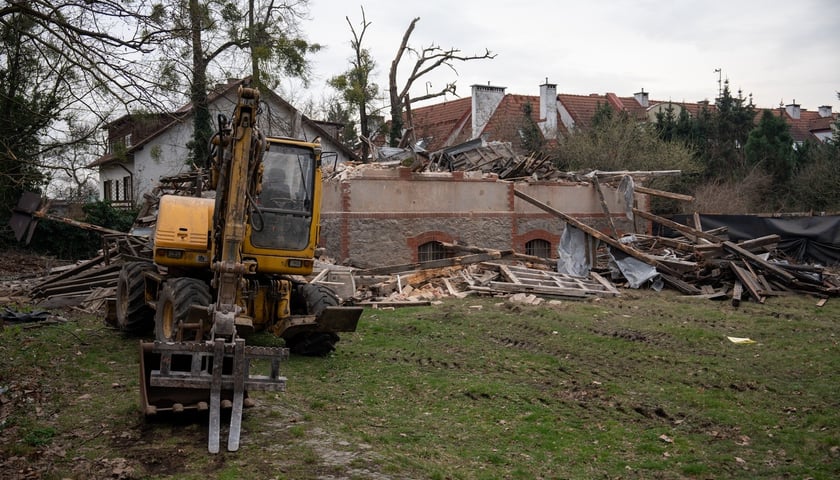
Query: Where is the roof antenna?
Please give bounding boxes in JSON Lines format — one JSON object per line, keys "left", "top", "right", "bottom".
{"left": 714, "top": 68, "right": 722, "bottom": 98}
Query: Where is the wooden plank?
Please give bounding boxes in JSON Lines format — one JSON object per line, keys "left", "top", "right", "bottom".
{"left": 31, "top": 251, "right": 111, "bottom": 291}
{"left": 360, "top": 252, "right": 503, "bottom": 275}
{"left": 498, "top": 264, "right": 522, "bottom": 284}
{"left": 442, "top": 278, "right": 466, "bottom": 298}
{"left": 731, "top": 280, "right": 743, "bottom": 307}
{"left": 634, "top": 185, "right": 695, "bottom": 202}
{"left": 737, "top": 234, "right": 781, "bottom": 251}
{"left": 400, "top": 266, "right": 464, "bottom": 287}
{"left": 589, "top": 271, "right": 621, "bottom": 295}
{"left": 355, "top": 300, "right": 432, "bottom": 308}
{"left": 722, "top": 241, "right": 797, "bottom": 284}
{"left": 659, "top": 273, "right": 702, "bottom": 295}
{"left": 692, "top": 212, "right": 703, "bottom": 231}
{"left": 486, "top": 263, "right": 618, "bottom": 296}
{"left": 635, "top": 235, "right": 696, "bottom": 254}
{"left": 488, "top": 281, "right": 590, "bottom": 298}
{"left": 632, "top": 208, "right": 724, "bottom": 244}
{"left": 692, "top": 212, "right": 713, "bottom": 245}
{"left": 730, "top": 262, "right": 765, "bottom": 304}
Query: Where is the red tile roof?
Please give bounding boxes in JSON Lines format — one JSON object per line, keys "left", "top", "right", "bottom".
{"left": 769, "top": 108, "right": 836, "bottom": 143}
{"left": 407, "top": 88, "right": 836, "bottom": 151}
{"left": 410, "top": 97, "right": 472, "bottom": 151}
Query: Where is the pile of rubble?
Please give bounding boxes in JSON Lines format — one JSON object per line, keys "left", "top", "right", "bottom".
{"left": 342, "top": 246, "right": 620, "bottom": 308}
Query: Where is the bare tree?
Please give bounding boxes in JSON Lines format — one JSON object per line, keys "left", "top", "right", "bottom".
{"left": 0, "top": 2, "right": 162, "bottom": 223}
{"left": 388, "top": 17, "right": 495, "bottom": 147}
{"left": 42, "top": 120, "right": 102, "bottom": 203}
{"left": 329, "top": 7, "right": 379, "bottom": 161}
{"left": 0, "top": 1, "right": 172, "bottom": 111}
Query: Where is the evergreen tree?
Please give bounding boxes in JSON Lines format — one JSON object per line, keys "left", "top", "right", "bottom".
{"left": 655, "top": 102, "right": 678, "bottom": 141}
{"left": 706, "top": 81, "right": 756, "bottom": 178}
{"left": 745, "top": 110, "right": 795, "bottom": 184}
{"left": 519, "top": 102, "right": 545, "bottom": 154}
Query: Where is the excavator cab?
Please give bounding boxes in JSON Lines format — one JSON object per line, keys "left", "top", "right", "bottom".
{"left": 245, "top": 140, "right": 321, "bottom": 271}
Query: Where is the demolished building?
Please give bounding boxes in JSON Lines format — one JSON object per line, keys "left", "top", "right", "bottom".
{"left": 319, "top": 164, "right": 647, "bottom": 268}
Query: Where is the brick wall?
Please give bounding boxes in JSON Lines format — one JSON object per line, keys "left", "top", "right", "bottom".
{"left": 320, "top": 168, "right": 642, "bottom": 268}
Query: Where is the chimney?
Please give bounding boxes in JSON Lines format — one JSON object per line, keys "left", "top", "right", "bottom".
{"left": 634, "top": 89, "right": 649, "bottom": 108}
{"left": 819, "top": 105, "right": 833, "bottom": 118}
{"left": 539, "top": 81, "right": 558, "bottom": 138}
{"left": 471, "top": 83, "right": 506, "bottom": 138}
{"left": 785, "top": 102, "right": 801, "bottom": 120}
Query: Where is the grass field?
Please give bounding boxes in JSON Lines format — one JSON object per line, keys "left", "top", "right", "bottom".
{"left": 1, "top": 289, "right": 838, "bottom": 479}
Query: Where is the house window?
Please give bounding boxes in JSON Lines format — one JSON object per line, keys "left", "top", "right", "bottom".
{"left": 418, "top": 241, "right": 446, "bottom": 262}
{"left": 525, "top": 238, "right": 551, "bottom": 258}
{"left": 122, "top": 176, "right": 133, "bottom": 203}
{"left": 103, "top": 177, "right": 133, "bottom": 204}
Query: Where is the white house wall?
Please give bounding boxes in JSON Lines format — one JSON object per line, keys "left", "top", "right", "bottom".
{"left": 100, "top": 91, "right": 352, "bottom": 205}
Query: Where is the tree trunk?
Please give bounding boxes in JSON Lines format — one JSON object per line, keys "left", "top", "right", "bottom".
{"left": 248, "top": 0, "right": 260, "bottom": 88}
{"left": 189, "top": 0, "right": 211, "bottom": 166}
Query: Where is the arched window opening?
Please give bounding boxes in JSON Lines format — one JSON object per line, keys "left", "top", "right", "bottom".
{"left": 418, "top": 241, "right": 446, "bottom": 262}
{"left": 525, "top": 238, "right": 551, "bottom": 258}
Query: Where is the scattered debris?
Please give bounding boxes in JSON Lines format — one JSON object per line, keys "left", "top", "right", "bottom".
{"left": 8, "top": 166, "right": 839, "bottom": 313}
{"left": 1, "top": 308, "right": 49, "bottom": 323}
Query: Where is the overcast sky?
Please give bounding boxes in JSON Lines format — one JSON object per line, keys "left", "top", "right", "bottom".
{"left": 297, "top": 0, "right": 839, "bottom": 113}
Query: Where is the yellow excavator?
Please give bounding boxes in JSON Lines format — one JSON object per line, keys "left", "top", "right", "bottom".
{"left": 113, "top": 86, "right": 362, "bottom": 452}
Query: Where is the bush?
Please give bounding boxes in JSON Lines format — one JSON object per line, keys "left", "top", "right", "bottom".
{"left": 26, "top": 201, "right": 138, "bottom": 260}
{"left": 684, "top": 169, "right": 773, "bottom": 214}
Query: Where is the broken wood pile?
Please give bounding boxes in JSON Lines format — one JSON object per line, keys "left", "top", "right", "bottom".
{"left": 24, "top": 247, "right": 123, "bottom": 312}
{"left": 427, "top": 140, "right": 563, "bottom": 180}
{"left": 515, "top": 185, "right": 839, "bottom": 305}
{"left": 6, "top": 235, "right": 151, "bottom": 314}
{"left": 619, "top": 210, "right": 840, "bottom": 303}
{"left": 328, "top": 244, "right": 621, "bottom": 308}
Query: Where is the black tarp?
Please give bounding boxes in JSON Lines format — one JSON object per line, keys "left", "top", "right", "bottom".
{"left": 657, "top": 214, "right": 840, "bottom": 266}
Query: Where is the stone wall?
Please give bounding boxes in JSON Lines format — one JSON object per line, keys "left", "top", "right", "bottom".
{"left": 319, "top": 167, "right": 645, "bottom": 268}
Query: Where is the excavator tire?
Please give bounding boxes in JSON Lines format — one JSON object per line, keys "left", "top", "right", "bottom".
{"left": 116, "top": 261, "right": 155, "bottom": 334}
{"left": 285, "top": 283, "right": 341, "bottom": 356}
{"left": 154, "top": 278, "right": 211, "bottom": 342}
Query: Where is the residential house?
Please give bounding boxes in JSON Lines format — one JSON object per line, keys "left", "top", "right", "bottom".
{"left": 89, "top": 78, "right": 358, "bottom": 207}
{"left": 407, "top": 82, "right": 837, "bottom": 153}
{"left": 775, "top": 102, "right": 836, "bottom": 145}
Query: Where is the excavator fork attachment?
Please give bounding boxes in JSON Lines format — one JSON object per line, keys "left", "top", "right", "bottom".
{"left": 140, "top": 339, "right": 289, "bottom": 452}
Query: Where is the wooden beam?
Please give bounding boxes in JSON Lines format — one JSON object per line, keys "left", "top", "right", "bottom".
{"left": 514, "top": 189, "right": 678, "bottom": 276}
{"left": 592, "top": 177, "right": 618, "bottom": 238}
{"left": 730, "top": 262, "right": 765, "bottom": 304}
{"left": 634, "top": 185, "right": 694, "bottom": 202}
{"left": 632, "top": 208, "right": 724, "bottom": 244}
{"left": 722, "top": 241, "right": 797, "bottom": 283}
{"left": 731, "top": 280, "right": 743, "bottom": 307}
